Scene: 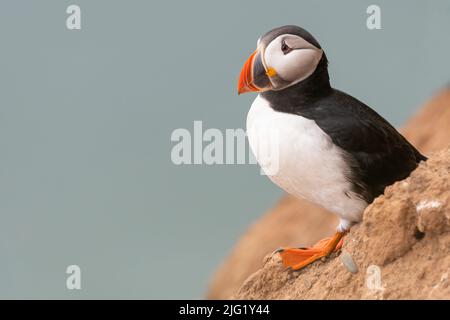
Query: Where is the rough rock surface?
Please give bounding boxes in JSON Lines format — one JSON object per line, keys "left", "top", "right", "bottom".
{"left": 233, "top": 149, "right": 450, "bottom": 299}
{"left": 207, "top": 197, "right": 338, "bottom": 299}
{"left": 207, "top": 88, "right": 450, "bottom": 299}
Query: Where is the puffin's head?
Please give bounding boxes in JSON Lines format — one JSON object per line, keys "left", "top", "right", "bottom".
{"left": 237, "top": 25, "right": 326, "bottom": 94}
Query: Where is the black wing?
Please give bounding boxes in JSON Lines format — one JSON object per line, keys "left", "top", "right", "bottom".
{"left": 299, "top": 89, "right": 426, "bottom": 203}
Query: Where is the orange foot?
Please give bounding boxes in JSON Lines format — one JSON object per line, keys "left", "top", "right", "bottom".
{"left": 277, "top": 232, "right": 346, "bottom": 270}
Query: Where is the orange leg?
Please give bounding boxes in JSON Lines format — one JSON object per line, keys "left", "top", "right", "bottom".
{"left": 277, "top": 231, "right": 346, "bottom": 270}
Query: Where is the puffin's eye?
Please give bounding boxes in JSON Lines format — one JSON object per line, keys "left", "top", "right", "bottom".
{"left": 281, "top": 40, "right": 292, "bottom": 54}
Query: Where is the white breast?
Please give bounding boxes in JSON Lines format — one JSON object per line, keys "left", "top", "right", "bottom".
{"left": 246, "top": 95, "right": 367, "bottom": 224}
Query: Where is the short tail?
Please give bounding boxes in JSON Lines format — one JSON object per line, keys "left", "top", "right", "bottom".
{"left": 415, "top": 149, "right": 427, "bottom": 162}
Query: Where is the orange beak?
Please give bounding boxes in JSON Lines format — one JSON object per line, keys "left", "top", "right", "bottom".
{"left": 237, "top": 50, "right": 260, "bottom": 95}
{"left": 238, "top": 48, "right": 275, "bottom": 95}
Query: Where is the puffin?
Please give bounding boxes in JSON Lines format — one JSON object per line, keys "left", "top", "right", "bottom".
{"left": 237, "top": 25, "right": 427, "bottom": 271}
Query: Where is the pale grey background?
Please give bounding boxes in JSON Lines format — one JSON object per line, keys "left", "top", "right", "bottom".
{"left": 0, "top": 0, "right": 449, "bottom": 299}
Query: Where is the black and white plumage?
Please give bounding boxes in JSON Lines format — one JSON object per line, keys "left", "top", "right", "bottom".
{"left": 239, "top": 25, "right": 426, "bottom": 234}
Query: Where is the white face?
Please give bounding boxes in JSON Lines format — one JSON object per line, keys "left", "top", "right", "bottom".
{"left": 262, "top": 34, "right": 323, "bottom": 90}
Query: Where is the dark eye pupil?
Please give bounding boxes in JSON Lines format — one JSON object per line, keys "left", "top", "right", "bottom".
{"left": 281, "top": 41, "right": 290, "bottom": 53}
